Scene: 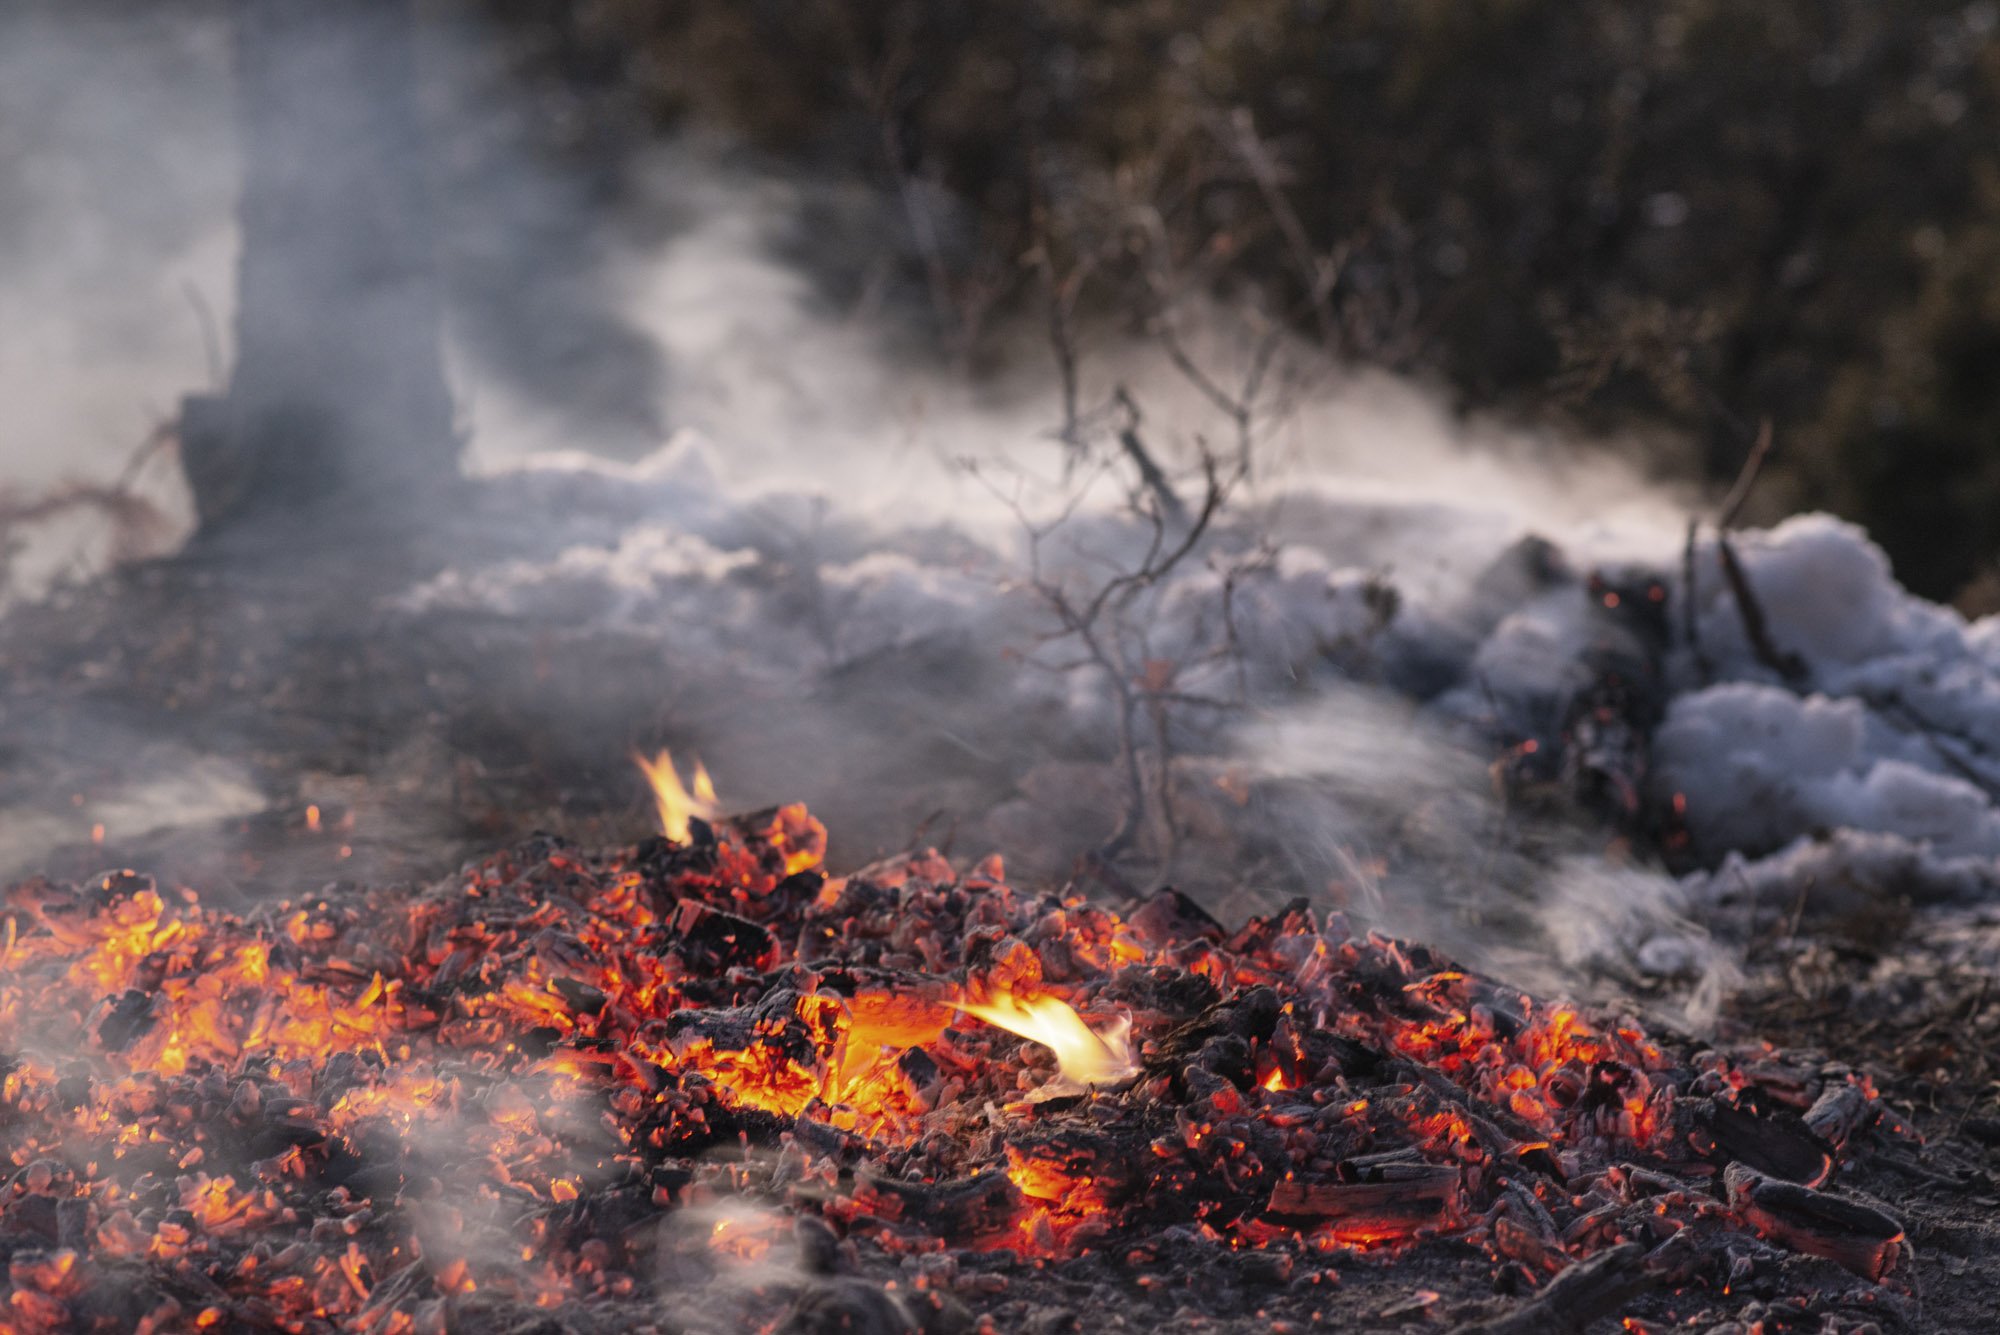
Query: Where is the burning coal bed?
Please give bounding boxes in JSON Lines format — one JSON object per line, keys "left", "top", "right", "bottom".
{"left": 0, "top": 780, "right": 1921, "bottom": 1334}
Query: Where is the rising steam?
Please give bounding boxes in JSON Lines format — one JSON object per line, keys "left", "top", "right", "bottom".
{"left": 6, "top": 4, "right": 1996, "bottom": 1047}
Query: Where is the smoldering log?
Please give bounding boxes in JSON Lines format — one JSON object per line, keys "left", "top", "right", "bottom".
{"left": 823, "top": 973, "right": 955, "bottom": 1052}
{"left": 1266, "top": 1163, "right": 1460, "bottom": 1229}
{"left": 1006, "top": 1126, "right": 1147, "bottom": 1206}
{"left": 663, "top": 987, "right": 834, "bottom": 1078}
{"left": 1492, "top": 1216, "right": 1566, "bottom": 1274}
{"left": 1124, "top": 887, "right": 1225, "bottom": 947}
{"left": 1723, "top": 1163, "right": 1906, "bottom": 1282}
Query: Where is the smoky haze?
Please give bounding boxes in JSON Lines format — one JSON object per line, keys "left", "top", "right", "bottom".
{"left": 0, "top": 0, "right": 668, "bottom": 572}
{"left": 0, "top": 4, "right": 227, "bottom": 588}
{"left": 11, "top": 1, "right": 1969, "bottom": 1040}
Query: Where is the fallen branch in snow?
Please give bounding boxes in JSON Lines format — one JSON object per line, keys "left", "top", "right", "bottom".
{"left": 1710, "top": 419, "right": 1810, "bottom": 685}
{"left": 1681, "top": 517, "right": 1713, "bottom": 684}
{"left": 1859, "top": 688, "right": 2000, "bottom": 804}
{"left": 1715, "top": 534, "right": 1811, "bottom": 686}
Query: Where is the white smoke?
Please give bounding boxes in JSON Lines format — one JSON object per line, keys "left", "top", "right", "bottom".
{"left": 7, "top": 5, "right": 1999, "bottom": 1035}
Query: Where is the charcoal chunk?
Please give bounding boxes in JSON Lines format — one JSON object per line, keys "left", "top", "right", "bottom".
{"left": 1126, "top": 887, "right": 1223, "bottom": 946}
{"left": 1694, "top": 1100, "right": 1834, "bottom": 1186}
{"left": 781, "top": 1278, "right": 919, "bottom": 1335}
{"left": 668, "top": 898, "right": 776, "bottom": 972}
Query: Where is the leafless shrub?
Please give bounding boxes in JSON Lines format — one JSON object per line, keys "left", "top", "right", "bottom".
{"left": 0, "top": 425, "right": 181, "bottom": 603}
{"left": 957, "top": 113, "right": 1397, "bottom": 883}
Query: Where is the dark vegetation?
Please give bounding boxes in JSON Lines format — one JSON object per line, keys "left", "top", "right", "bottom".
{"left": 469, "top": 0, "right": 2000, "bottom": 609}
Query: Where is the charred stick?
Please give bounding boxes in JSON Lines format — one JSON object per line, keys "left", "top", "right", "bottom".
{"left": 1451, "top": 1242, "right": 1652, "bottom": 1335}
{"left": 1723, "top": 1163, "right": 1906, "bottom": 1282}
{"left": 1492, "top": 1215, "right": 1567, "bottom": 1274}
{"left": 1266, "top": 1163, "right": 1459, "bottom": 1223}
{"left": 1858, "top": 689, "right": 2000, "bottom": 801}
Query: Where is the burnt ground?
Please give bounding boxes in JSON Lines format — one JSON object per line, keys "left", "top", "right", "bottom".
{"left": 776, "top": 996, "right": 2000, "bottom": 1335}
{"left": 1720, "top": 933, "right": 2000, "bottom": 1333}
{"left": 743, "top": 990, "right": 2000, "bottom": 1335}
{"left": 4, "top": 539, "right": 2000, "bottom": 1332}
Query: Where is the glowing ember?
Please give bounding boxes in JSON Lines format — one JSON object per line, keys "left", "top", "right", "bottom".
{"left": 635, "top": 747, "right": 719, "bottom": 842}
{"left": 956, "top": 989, "right": 1136, "bottom": 1088}
{"left": 0, "top": 797, "right": 1908, "bottom": 1329}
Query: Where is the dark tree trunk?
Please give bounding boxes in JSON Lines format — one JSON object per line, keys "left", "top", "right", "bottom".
{"left": 182, "top": 0, "right": 459, "bottom": 539}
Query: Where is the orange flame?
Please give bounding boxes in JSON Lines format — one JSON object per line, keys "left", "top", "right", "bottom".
{"left": 956, "top": 989, "right": 1135, "bottom": 1087}
{"left": 635, "top": 749, "right": 719, "bottom": 842}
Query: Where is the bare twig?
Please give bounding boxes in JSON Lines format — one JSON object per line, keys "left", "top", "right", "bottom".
{"left": 1861, "top": 689, "right": 2000, "bottom": 802}
{"left": 1220, "top": 107, "right": 1341, "bottom": 354}
{"left": 974, "top": 108, "right": 1345, "bottom": 877}
{"left": 0, "top": 476, "right": 178, "bottom": 600}
{"left": 1715, "top": 534, "right": 1809, "bottom": 685}
{"left": 834, "top": 10, "right": 1005, "bottom": 370}
{"left": 1708, "top": 418, "right": 1808, "bottom": 684}
{"left": 1110, "top": 388, "right": 1187, "bottom": 525}
{"left": 1008, "top": 430, "right": 1239, "bottom": 868}
{"left": 1029, "top": 186, "right": 1098, "bottom": 455}
{"left": 115, "top": 420, "right": 179, "bottom": 494}
{"left": 1680, "top": 517, "right": 1713, "bottom": 683}
{"left": 1717, "top": 418, "right": 1774, "bottom": 531}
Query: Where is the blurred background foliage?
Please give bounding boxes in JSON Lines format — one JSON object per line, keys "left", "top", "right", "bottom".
{"left": 457, "top": 0, "right": 2000, "bottom": 611}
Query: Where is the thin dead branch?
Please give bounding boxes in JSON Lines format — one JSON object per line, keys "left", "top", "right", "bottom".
{"left": 1706, "top": 418, "right": 1809, "bottom": 685}
{"left": 976, "top": 106, "right": 1358, "bottom": 875}
{"left": 1861, "top": 689, "right": 2000, "bottom": 803}
{"left": 1111, "top": 388, "right": 1187, "bottom": 525}
{"left": 0, "top": 420, "right": 183, "bottom": 600}
{"left": 1680, "top": 517, "right": 1713, "bottom": 683}
{"left": 1717, "top": 418, "right": 1775, "bottom": 531}
{"left": 1715, "top": 533, "right": 1810, "bottom": 685}
{"left": 1220, "top": 107, "right": 1342, "bottom": 354}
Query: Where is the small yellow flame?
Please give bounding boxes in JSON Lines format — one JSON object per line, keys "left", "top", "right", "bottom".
{"left": 636, "top": 749, "right": 720, "bottom": 842}
{"left": 957, "top": 990, "right": 1136, "bottom": 1088}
